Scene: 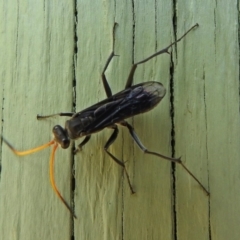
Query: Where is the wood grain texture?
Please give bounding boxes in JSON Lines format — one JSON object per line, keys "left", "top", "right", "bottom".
{"left": 0, "top": 1, "right": 74, "bottom": 239}
{"left": 0, "top": 1, "right": 239, "bottom": 240}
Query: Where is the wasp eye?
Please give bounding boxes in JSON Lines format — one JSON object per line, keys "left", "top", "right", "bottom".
{"left": 61, "top": 138, "right": 70, "bottom": 149}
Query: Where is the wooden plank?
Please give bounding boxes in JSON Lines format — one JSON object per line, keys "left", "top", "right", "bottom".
{"left": 0, "top": 1, "right": 240, "bottom": 240}
{"left": 175, "top": 1, "right": 240, "bottom": 240}
{"left": 74, "top": 1, "right": 174, "bottom": 239}
{"left": 0, "top": 1, "right": 74, "bottom": 239}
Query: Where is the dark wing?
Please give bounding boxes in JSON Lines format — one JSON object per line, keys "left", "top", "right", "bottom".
{"left": 72, "top": 81, "right": 166, "bottom": 135}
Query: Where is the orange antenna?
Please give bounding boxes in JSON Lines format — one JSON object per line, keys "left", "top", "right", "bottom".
{"left": 1, "top": 136, "right": 76, "bottom": 218}
{"left": 1, "top": 137, "right": 55, "bottom": 156}
{"left": 49, "top": 143, "right": 77, "bottom": 219}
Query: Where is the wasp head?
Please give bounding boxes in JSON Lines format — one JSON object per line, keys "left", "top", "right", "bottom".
{"left": 52, "top": 125, "right": 70, "bottom": 149}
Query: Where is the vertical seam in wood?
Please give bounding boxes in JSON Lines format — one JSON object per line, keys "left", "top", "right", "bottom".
{"left": 170, "top": 55, "right": 177, "bottom": 240}
{"left": 71, "top": 0, "right": 78, "bottom": 238}
{"left": 203, "top": 64, "right": 212, "bottom": 240}
{"left": 171, "top": 1, "right": 177, "bottom": 239}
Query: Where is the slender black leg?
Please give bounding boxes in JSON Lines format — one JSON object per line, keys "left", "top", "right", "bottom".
{"left": 101, "top": 23, "right": 119, "bottom": 98}
{"left": 104, "top": 125, "right": 135, "bottom": 194}
{"left": 101, "top": 52, "right": 116, "bottom": 98}
{"left": 120, "top": 120, "right": 209, "bottom": 195}
{"left": 125, "top": 24, "right": 199, "bottom": 89}
{"left": 74, "top": 135, "right": 91, "bottom": 154}
{"left": 37, "top": 112, "right": 75, "bottom": 119}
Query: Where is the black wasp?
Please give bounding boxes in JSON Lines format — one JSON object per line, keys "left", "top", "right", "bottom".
{"left": 1, "top": 23, "right": 209, "bottom": 218}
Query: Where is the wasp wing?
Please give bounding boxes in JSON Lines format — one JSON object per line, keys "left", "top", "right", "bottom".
{"left": 66, "top": 82, "right": 165, "bottom": 139}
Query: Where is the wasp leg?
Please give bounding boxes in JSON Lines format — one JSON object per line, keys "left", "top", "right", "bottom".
{"left": 37, "top": 112, "right": 75, "bottom": 119}
{"left": 101, "top": 52, "right": 115, "bottom": 98}
{"left": 104, "top": 124, "right": 135, "bottom": 194}
{"left": 74, "top": 135, "right": 91, "bottom": 154}
{"left": 120, "top": 121, "right": 180, "bottom": 162}
{"left": 125, "top": 24, "right": 199, "bottom": 89}
{"left": 120, "top": 120, "right": 209, "bottom": 195}
{"left": 101, "top": 23, "right": 119, "bottom": 98}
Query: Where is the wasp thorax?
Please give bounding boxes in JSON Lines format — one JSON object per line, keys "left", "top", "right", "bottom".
{"left": 52, "top": 125, "right": 70, "bottom": 149}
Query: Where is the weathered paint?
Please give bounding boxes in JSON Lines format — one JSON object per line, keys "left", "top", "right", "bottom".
{"left": 0, "top": 1, "right": 239, "bottom": 240}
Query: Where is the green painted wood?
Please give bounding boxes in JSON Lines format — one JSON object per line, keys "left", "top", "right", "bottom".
{"left": 0, "top": 1, "right": 74, "bottom": 239}
{"left": 0, "top": 1, "right": 240, "bottom": 240}
{"left": 175, "top": 1, "right": 240, "bottom": 240}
